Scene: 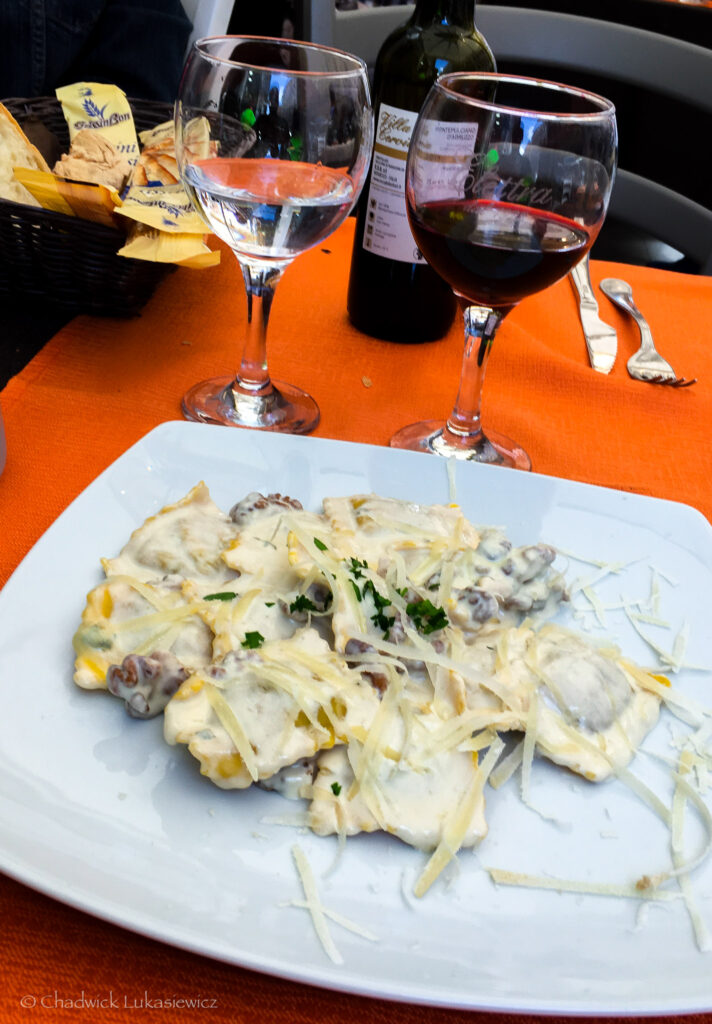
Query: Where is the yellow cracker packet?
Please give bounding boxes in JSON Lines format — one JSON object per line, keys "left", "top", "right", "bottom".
{"left": 13, "top": 167, "right": 122, "bottom": 226}
{"left": 55, "top": 82, "right": 140, "bottom": 169}
{"left": 116, "top": 183, "right": 208, "bottom": 234}
{"left": 117, "top": 223, "right": 220, "bottom": 268}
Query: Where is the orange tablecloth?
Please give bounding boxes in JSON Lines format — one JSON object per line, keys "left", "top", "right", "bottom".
{"left": 1, "top": 218, "right": 711, "bottom": 1023}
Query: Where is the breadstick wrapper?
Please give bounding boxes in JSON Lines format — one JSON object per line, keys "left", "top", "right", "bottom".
{"left": 117, "top": 223, "right": 220, "bottom": 268}
{"left": 12, "top": 168, "right": 122, "bottom": 226}
{"left": 117, "top": 184, "right": 208, "bottom": 234}
{"left": 116, "top": 182, "right": 220, "bottom": 267}
{"left": 55, "top": 82, "right": 140, "bottom": 170}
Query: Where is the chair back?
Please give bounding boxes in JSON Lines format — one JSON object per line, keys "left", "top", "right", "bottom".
{"left": 303, "top": 3, "right": 712, "bottom": 272}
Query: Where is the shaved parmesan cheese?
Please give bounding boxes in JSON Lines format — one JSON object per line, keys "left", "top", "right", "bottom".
{"left": 487, "top": 867, "right": 683, "bottom": 902}
{"left": 489, "top": 739, "right": 524, "bottom": 790}
{"left": 205, "top": 683, "right": 259, "bottom": 782}
{"left": 581, "top": 585, "right": 608, "bottom": 627}
{"left": 520, "top": 690, "right": 539, "bottom": 809}
{"left": 624, "top": 609, "right": 709, "bottom": 673}
{"left": 290, "top": 845, "right": 343, "bottom": 964}
{"left": 628, "top": 609, "right": 671, "bottom": 629}
{"left": 446, "top": 458, "right": 457, "bottom": 504}
{"left": 284, "top": 898, "right": 379, "bottom": 942}
{"left": 671, "top": 765, "right": 712, "bottom": 951}
{"left": 569, "top": 559, "right": 640, "bottom": 596}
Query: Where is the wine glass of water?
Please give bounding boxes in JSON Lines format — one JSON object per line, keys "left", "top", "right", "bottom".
{"left": 391, "top": 73, "right": 617, "bottom": 468}
{"left": 176, "top": 37, "right": 372, "bottom": 432}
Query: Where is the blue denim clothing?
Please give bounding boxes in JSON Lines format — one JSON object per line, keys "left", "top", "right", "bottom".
{"left": 0, "top": 0, "right": 192, "bottom": 102}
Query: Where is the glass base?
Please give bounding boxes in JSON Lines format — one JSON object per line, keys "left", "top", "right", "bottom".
{"left": 390, "top": 419, "right": 531, "bottom": 470}
{"left": 182, "top": 376, "right": 319, "bottom": 434}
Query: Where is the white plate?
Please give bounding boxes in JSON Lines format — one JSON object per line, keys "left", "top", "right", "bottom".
{"left": 1, "top": 421, "right": 712, "bottom": 1015}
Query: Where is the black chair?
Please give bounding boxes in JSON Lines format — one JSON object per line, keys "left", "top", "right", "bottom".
{"left": 303, "top": 3, "right": 712, "bottom": 274}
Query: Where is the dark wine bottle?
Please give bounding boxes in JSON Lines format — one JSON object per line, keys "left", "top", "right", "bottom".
{"left": 347, "top": 0, "right": 495, "bottom": 343}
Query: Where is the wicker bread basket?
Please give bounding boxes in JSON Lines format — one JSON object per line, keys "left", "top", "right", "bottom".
{"left": 0, "top": 96, "right": 176, "bottom": 316}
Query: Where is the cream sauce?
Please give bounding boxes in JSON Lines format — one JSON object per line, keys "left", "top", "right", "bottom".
{"left": 74, "top": 486, "right": 666, "bottom": 869}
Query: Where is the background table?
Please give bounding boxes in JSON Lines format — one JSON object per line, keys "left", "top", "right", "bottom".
{"left": 1, "top": 219, "right": 711, "bottom": 1023}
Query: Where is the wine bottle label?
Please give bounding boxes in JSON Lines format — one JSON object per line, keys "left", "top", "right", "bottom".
{"left": 411, "top": 118, "right": 479, "bottom": 203}
{"left": 361, "top": 103, "right": 420, "bottom": 264}
{"left": 362, "top": 102, "right": 478, "bottom": 264}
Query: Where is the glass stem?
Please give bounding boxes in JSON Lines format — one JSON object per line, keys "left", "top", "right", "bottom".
{"left": 441, "top": 304, "right": 505, "bottom": 451}
{"left": 233, "top": 261, "right": 285, "bottom": 398}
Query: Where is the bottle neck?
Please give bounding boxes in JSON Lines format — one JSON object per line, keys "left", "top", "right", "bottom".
{"left": 411, "top": 0, "right": 476, "bottom": 29}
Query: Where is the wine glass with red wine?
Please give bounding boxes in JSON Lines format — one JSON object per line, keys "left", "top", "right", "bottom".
{"left": 175, "top": 37, "right": 372, "bottom": 432}
{"left": 391, "top": 73, "right": 617, "bottom": 469}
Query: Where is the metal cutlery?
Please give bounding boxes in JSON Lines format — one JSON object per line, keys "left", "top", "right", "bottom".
{"left": 599, "top": 278, "right": 697, "bottom": 387}
{"left": 569, "top": 256, "right": 617, "bottom": 374}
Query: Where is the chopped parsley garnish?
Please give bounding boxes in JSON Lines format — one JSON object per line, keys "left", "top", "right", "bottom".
{"left": 314, "top": 537, "right": 328, "bottom": 551}
{"left": 407, "top": 598, "right": 449, "bottom": 635}
{"left": 241, "top": 631, "right": 265, "bottom": 649}
{"left": 330, "top": 781, "right": 342, "bottom": 796}
{"left": 364, "top": 579, "right": 390, "bottom": 611}
{"left": 343, "top": 561, "right": 402, "bottom": 637}
{"left": 289, "top": 594, "right": 317, "bottom": 614}
{"left": 204, "top": 591, "right": 237, "bottom": 602}
{"left": 374, "top": 612, "right": 396, "bottom": 637}
{"left": 363, "top": 580, "right": 395, "bottom": 636}
{"left": 344, "top": 571, "right": 398, "bottom": 637}
{"left": 265, "top": 601, "right": 275, "bottom": 607}
{"left": 348, "top": 557, "right": 368, "bottom": 579}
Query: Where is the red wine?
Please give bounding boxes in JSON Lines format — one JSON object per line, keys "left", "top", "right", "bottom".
{"left": 408, "top": 199, "right": 590, "bottom": 309}
{"left": 346, "top": 0, "right": 495, "bottom": 343}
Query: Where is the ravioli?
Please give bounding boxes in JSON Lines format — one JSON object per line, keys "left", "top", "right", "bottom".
{"left": 102, "top": 482, "right": 240, "bottom": 584}
{"left": 463, "top": 623, "right": 662, "bottom": 781}
{"left": 73, "top": 485, "right": 668, "bottom": 888}
{"left": 308, "top": 703, "right": 488, "bottom": 852}
{"left": 73, "top": 574, "right": 212, "bottom": 690}
{"left": 164, "top": 628, "right": 379, "bottom": 788}
{"left": 224, "top": 494, "right": 325, "bottom": 589}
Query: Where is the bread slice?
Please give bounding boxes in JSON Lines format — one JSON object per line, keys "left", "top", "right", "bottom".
{"left": 53, "top": 128, "right": 130, "bottom": 190}
{"left": 0, "top": 102, "right": 52, "bottom": 206}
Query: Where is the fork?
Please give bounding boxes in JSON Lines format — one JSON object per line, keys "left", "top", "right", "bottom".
{"left": 599, "top": 278, "right": 697, "bottom": 387}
